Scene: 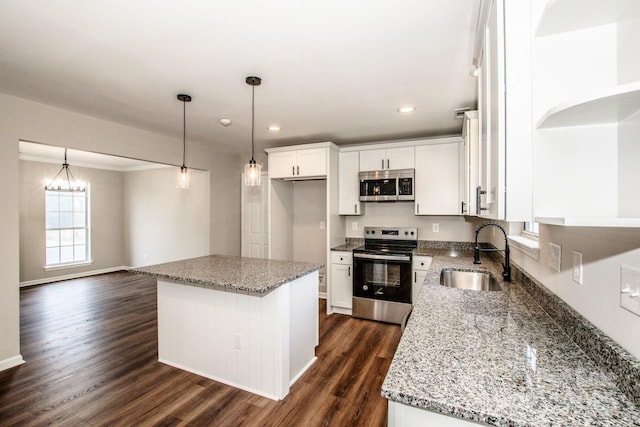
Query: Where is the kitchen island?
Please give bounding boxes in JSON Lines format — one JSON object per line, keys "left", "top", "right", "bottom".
{"left": 383, "top": 248, "right": 640, "bottom": 426}
{"left": 132, "top": 255, "right": 322, "bottom": 401}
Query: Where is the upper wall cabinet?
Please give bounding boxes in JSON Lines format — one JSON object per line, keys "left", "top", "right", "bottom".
{"left": 268, "top": 147, "right": 327, "bottom": 179}
{"left": 475, "top": 0, "right": 532, "bottom": 221}
{"left": 414, "top": 139, "right": 462, "bottom": 216}
{"left": 531, "top": 0, "right": 640, "bottom": 226}
{"left": 359, "top": 146, "right": 414, "bottom": 172}
{"left": 338, "top": 151, "right": 363, "bottom": 215}
{"left": 461, "top": 111, "right": 479, "bottom": 216}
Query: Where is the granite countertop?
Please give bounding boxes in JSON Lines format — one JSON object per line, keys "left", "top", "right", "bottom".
{"left": 331, "top": 238, "right": 363, "bottom": 252}
{"left": 382, "top": 249, "right": 640, "bottom": 426}
{"left": 131, "top": 255, "right": 322, "bottom": 294}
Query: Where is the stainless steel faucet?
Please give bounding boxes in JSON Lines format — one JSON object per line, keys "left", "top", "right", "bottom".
{"left": 473, "top": 222, "right": 511, "bottom": 282}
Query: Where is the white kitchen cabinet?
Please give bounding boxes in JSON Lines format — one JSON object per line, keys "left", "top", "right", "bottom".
{"left": 414, "top": 141, "right": 462, "bottom": 215}
{"left": 330, "top": 251, "right": 352, "bottom": 313}
{"left": 359, "top": 146, "right": 414, "bottom": 171}
{"left": 338, "top": 151, "right": 363, "bottom": 215}
{"left": 461, "top": 111, "right": 479, "bottom": 216}
{"left": 268, "top": 147, "right": 327, "bottom": 179}
{"left": 530, "top": 0, "right": 640, "bottom": 226}
{"left": 412, "top": 256, "right": 432, "bottom": 304}
{"left": 475, "top": 0, "right": 532, "bottom": 221}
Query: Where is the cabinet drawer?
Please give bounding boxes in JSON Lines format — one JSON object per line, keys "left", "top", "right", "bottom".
{"left": 331, "top": 251, "right": 352, "bottom": 265}
{"left": 413, "top": 256, "right": 432, "bottom": 271}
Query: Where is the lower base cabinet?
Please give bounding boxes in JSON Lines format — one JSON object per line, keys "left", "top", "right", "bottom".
{"left": 412, "top": 256, "right": 432, "bottom": 303}
{"left": 330, "top": 251, "right": 352, "bottom": 314}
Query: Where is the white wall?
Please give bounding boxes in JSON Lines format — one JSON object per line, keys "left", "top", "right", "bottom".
{"left": 345, "top": 203, "right": 476, "bottom": 242}
{"left": 19, "top": 160, "right": 126, "bottom": 283}
{"left": 478, "top": 218, "right": 640, "bottom": 359}
{"left": 124, "top": 168, "right": 210, "bottom": 267}
{"left": 0, "top": 93, "right": 242, "bottom": 368}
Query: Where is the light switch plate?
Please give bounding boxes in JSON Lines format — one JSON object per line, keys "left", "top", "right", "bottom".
{"left": 548, "top": 242, "right": 561, "bottom": 272}
{"left": 620, "top": 265, "right": 640, "bottom": 316}
{"left": 572, "top": 251, "right": 583, "bottom": 284}
{"left": 433, "top": 223, "right": 439, "bottom": 233}
{"left": 351, "top": 222, "right": 358, "bottom": 231}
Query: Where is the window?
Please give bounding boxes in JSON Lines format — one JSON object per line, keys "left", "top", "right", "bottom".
{"left": 45, "top": 189, "right": 89, "bottom": 267}
{"left": 523, "top": 221, "right": 539, "bottom": 237}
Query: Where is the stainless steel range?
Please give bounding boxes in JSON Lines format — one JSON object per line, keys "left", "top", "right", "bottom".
{"left": 352, "top": 226, "right": 417, "bottom": 324}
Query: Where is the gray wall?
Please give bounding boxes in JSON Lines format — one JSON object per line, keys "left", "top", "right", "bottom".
{"left": 124, "top": 167, "right": 210, "bottom": 267}
{"left": 292, "top": 180, "right": 327, "bottom": 271}
{"left": 19, "top": 160, "right": 126, "bottom": 283}
{"left": 0, "top": 93, "right": 242, "bottom": 367}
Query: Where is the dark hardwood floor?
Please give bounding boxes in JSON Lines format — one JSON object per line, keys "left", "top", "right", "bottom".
{"left": 0, "top": 272, "right": 402, "bottom": 426}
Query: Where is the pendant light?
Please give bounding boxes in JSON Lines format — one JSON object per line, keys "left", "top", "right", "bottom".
{"left": 244, "top": 76, "right": 262, "bottom": 186}
{"left": 177, "top": 93, "right": 192, "bottom": 189}
{"left": 44, "top": 148, "right": 86, "bottom": 192}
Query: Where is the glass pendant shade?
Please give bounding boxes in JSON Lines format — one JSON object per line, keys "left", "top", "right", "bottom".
{"left": 178, "top": 165, "right": 191, "bottom": 189}
{"left": 244, "top": 160, "right": 261, "bottom": 186}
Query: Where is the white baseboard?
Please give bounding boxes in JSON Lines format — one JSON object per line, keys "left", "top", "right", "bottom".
{"left": 318, "top": 292, "right": 327, "bottom": 299}
{"left": 20, "top": 266, "right": 130, "bottom": 288}
{"left": 289, "top": 356, "right": 317, "bottom": 387}
{"left": 0, "top": 355, "right": 25, "bottom": 372}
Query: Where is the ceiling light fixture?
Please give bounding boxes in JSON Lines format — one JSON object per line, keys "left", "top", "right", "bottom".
{"left": 267, "top": 125, "right": 281, "bottom": 131}
{"left": 220, "top": 118, "right": 232, "bottom": 127}
{"left": 177, "top": 93, "right": 192, "bottom": 189}
{"left": 469, "top": 67, "right": 480, "bottom": 78}
{"left": 244, "top": 76, "right": 262, "bottom": 186}
{"left": 397, "top": 106, "right": 415, "bottom": 113}
{"left": 45, "top": 148, "right": 86, "bottom": 192}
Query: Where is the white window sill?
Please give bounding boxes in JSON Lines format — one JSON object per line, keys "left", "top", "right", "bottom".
{"left": 44, "top": 260, "right": 93, "bottom": 271}
{"left": 508, "top": 235, "right": 539, "bottom": 260}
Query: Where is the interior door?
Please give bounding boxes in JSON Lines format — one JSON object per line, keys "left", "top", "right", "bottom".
{"left": 241, "top": 172, "right": 268, "bottom": 258}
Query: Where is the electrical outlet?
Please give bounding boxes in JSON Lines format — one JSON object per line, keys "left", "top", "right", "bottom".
{"left": 548, "top": 242, "right": 561, "bottom": 272}
{"left": 620, "top": 266, "right": 640, "bottom": 316}
{"left": 233, "top": 333, "right": 243, "bottom": 350}
{"left": 320, "top": 221, "right": 325, "bottom": 230}
{"left": 352, "top": 222, "right": 358, "bottom": 231}
{"left": 433, "top": 223, "right": 439, "bottom": 233}
{"left": 572, "top": 251, "right": 583, "bottom": 284}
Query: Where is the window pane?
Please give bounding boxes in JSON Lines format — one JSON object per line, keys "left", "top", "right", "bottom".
{"left": 59, "top": 194, "right": 73, "bottom": 211}
{"left": 74, "top": 245, "right": 86, "bottom": 261}
{"left": 74, "top": 229, "right": 86, "bottom": 245}
{"left": 73, "top": 195, "right": 85, "bottom": 212}
{"left": 46, "top": 230, "right": 60, "bottom": 248}
{"left": 59, "top": 212, "right": 73, "bottom": 228}
{"left": 46, "top": 247, "right": 60, "bottom": 265}
{"left": 45, "top": 193, "right": 59, "bottom": 211}
{"left": 73, "top": 212, "right": 86, "bottom": 227}
{"left": 60, "top": 246, "right": 74, "bottom": 263}
{"left": 60, "top": 229, "right": 74, "bottom": 246}
{"left": 45, "top": 212, "right": 59, "bottom": 229}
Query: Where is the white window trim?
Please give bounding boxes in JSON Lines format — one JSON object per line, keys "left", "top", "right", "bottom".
{"left": 44, "top": 260, "right": 94, "bottom": 271}
{"left": 508, "top": 234, "right": 539, "bottom": 260}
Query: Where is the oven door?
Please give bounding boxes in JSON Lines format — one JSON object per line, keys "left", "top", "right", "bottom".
{"left": 353, "top": 253, "right": 412, "bottom": 303}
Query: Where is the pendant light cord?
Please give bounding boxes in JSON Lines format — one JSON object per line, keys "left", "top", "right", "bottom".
{"left": 251, "top": 85, "right": 255, "bottom": 161}
{"left": 182, "top": 100, "right": 186, "bottom": 169}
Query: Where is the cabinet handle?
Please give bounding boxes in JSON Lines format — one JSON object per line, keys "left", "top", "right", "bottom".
{"left": 414, "top": 271, "right": 417, "bottom": 283}
{"left": 297, "top": 165, "right": 300, "bottom": 175}
{"left": 416, "top": 203, "right": 420, "bottom": 214}
{"left": 348, "top": 266, "right": 351, "bottom": 276}
{"left": 387, "top": 159, "right": 390, "bottom": 169}
{"left": 461, "top": 201, "right": 466, "bottom": 214}
{"left": 354, "top": 204, "right": 358, "bottom": 214}
{"left": 381, "top": 159, "right": 384, "bottom": 170}
{"left": 476, "top": 186, "right": 487, "bottom": 215}
{"left": 292, "top": 166, "right": 295, "bottom": 176}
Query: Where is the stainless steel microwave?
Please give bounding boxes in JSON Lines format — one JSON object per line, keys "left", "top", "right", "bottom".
{"left": 359, "top": 169, "right": 415, "bottom": 202}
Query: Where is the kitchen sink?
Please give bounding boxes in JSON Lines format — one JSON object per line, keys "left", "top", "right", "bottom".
{"left": 439, "top": 269, "right": 502, "bottom": 291}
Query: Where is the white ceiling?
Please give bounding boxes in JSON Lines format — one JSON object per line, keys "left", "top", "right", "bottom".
{"left": 19, "top": 141, "right": 169, "bottom": 171}
{"left": 0, "top": 0, "right": 481, "bottom": 156}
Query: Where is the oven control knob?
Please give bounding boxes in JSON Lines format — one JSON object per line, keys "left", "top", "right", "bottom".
{"left": 363, "top": 285, "right": 369, "bottom": 291}
{"left": 404, "top": 231, "right": 408, "bottom": 236}
{"left": 411, "top": 231, "right": 415, "bottom": 235}
{"left": 371, "top": 230, "right": 375, "bottom": 234}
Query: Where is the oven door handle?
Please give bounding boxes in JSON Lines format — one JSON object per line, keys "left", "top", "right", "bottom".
{"left": 353, "top": 253, "right": 411, "bottom": 262}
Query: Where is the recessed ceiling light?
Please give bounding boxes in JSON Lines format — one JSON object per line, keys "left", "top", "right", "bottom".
{"left": 397, "top": 106, "right": 415, "bottom": 113}
{"left": 219, "top": 118, "right": 232, "bottom": 127}
{"left": 267, "top": 125, "right": 281, "bottom": 131}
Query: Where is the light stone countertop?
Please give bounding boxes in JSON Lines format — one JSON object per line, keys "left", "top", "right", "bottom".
{"left": 131, "top": 255, "right": 322, "bottom": 294}
{"left": 381, "top": 249, "right": 640, "bottom": 426}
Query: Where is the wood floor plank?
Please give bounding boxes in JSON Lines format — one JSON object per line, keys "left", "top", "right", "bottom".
{"left": 0, "top": 272, "right": 402, "bottom": 426}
